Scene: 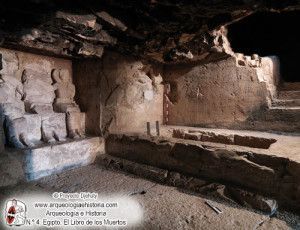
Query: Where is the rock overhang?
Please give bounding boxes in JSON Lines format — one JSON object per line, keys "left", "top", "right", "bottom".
{"left": 0, "top": 0, "right": 299, "bottom": 64}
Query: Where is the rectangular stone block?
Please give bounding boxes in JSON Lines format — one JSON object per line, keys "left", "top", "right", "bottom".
{"left": 23, "top": 114, "right": 42, "bottom": 145}
{"left": 41, "top": 113, "right": 67, "bottom": 142}
{"left": 23, "top": 137, "right": 103, "bottom": 180}
{"left": 67, "top": 112, "right": 86, "bottom": 138}
{"left": 200, "top": 132, "right": 234, "bottom": 145}
{"left": 234, "top": 135, "right": 277, "bottom": 149}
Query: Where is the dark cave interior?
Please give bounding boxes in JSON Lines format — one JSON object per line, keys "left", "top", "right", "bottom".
{"left": 228, "top": 10, "right": 300, "bottom": 82}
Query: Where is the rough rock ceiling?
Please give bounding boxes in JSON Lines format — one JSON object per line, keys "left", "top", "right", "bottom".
{"left": 0, "top": 0, "right": 299, "bottom": 63}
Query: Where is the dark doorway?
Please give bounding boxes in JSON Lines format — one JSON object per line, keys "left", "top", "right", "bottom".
{"left": 227, "top": 11, "right": 300, "bottom": 82}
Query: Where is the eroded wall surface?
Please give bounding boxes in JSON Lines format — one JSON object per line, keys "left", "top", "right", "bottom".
{"left": 164, "top": 56, "right": 281, "bottom": 130}
{"left": 0, "top": 48, "right": 72, "bottom": 76}
{"left": 73, "top": 51, "right": 164, "bottom": 135}
{"left": 0, "top": 48, "right": 76, "bottom": 150}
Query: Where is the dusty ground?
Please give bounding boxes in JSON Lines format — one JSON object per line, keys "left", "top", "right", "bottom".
{"left": 1, "top": 164, "right": 300, "bottom": 229}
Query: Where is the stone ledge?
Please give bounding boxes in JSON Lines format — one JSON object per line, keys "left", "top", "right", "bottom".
{"left": 0, "top": 136, "right": 104, "bottom": 186}
{"left": 97, "top": 154, "right": 278, "bottom": 215}
{"left": 106, "top": 134, "right": 300, "bottom": 212}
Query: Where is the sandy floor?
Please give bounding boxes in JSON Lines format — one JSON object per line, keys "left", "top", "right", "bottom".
{"left": 1, "top": 164, "right": 300, "bottom": 229}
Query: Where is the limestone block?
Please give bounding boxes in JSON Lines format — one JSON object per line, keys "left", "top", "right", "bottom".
{"left": 0, "top": 103, "right": 25, "bottom": 119}
{"left": 234, "top": 135, "right": 276, "bottom": 149}
{"left": 52, "top": 69, "right": 80, "bottom": 113}
{"left": 144, "top": 90, "right": 154, "bottom": 101}
{"left": 53, "top": 102, "right": 80, "bottom": 113}
{"left": 52, "top": 69, "right": 75, "bottom": 100}
{"left": 0, "top": 75, "right": 23, "bottom": 104}
{"left": 0, "top": 51, "right": 18, "bottom": 75}
{"left": 41, "top": 113, "right": 67, "bottom": 143}
{"left": 66, "top": 112, "right": 85, "bottom": 138}
{"left": 23, "top": 137, "right": 103, "bottom": 180}
{"left": 200, "top": 132, "right": 234, "bottom": 145}
{"left": 22, "top": 68, "right": 55, "bottom": 113}
{"left": 5, "top": 114, "right": 41, "bottom": 148}
{"left": 24, "top": 102, "right": 54, "bottom": 114}
{"left": 173, "top": 129, "right": 185, "bottom": 139}
{"left": 52, "top": 68, "right": 80, "bottom": 113}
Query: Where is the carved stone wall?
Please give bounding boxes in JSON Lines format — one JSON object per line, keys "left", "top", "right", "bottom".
{"left": 0, "top": 48, "right": 85, "bottom": 149}
{"left": 163, "top": 55, "right": 299, "bottom": 132}
{"left": 73, "top": 51, "right": 164, "bottom": 135}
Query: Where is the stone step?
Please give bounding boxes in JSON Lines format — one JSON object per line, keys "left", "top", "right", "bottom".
{"left": 271, "top": 99, "right": 300, "bottom": 107}
{"left": 278, "top": 90, "right": 300, "bottom": 100}
{"left": 265, "top": 106, "right": 300, "bottom": 123}
{"left": 0, "top": 137, "right": 104, "bottom": 186}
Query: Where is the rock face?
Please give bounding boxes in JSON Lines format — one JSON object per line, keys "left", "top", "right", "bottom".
{"left": 164, "top": 56, "right": 299, "bottom": 132}
{"left": 6, "top": 114, "right": 42, "bottom": 148}
{"left": 0, "top": 48, "right": 86, "bottom": 149}
{"left": 0, "top": 137, "right": 104, "bottom": 185}
{"left": 98, "top": 154, "right": 278, "bottom": 215}
{"left": 41, "top": 113, "right": 67, "bottom": 143}
{"left": 22, "top": 68, "right": 55, "bottom": 114}
{"left": 73, "top": 51, "right": 164, "bottom": 135}
{"left": 173, "top": 129, "right": 277, "bottom": 149}
{"left": 52, "top": 68, "right": 80, "bottom": 113}
{"left": 0, "top": 1, "right": 299, "bottom": 63}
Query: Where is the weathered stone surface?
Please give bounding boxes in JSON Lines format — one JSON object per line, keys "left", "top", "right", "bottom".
{"left": 96, "top": 11, "right": 127, "bottom": 31}
{"left": 52, "top": 68, "right": 80, "bottom": 113}
{"left": 0, "top": 137, "right": 104, "bottom": 185}
{"left": 23, "top": 137, "right": 103, "bottom": 180}
{"left": 173, "top": 129, "right": 185, "bottom": 139}
{"left": 0, "top": 149, "right": 25, "bottom": 187}
{"left": 22, "top": 68, "right": 55, "bottom": 114}
{"left": 5, "top": 114, "right": 42, "bottom": 148}
{"left": 41, "top": 113, "right": 67, "bottom": 143}
{"left": 0, "top": 50, "right": 19, "bottom": 75}
{"left": 0, "top": 48, "right": 79, "bottom": 150}
{"left": 98, "top": 154, "right": 279, "bottom": 214}
{"left": 184, "top": 132, "right": 201, "bottom": 141}
{"left": 164, "top": 56, "right": 300, "bottom": 133}
{"left": 73, "top": 52, "right": 164, "bottom": 135}
{"left": 78, "top": 43, "right": 104, "bottom": 58}
{"left": 0, "top": 103, "right": 25, "bottom": 119}
{"left": 66, "top": 112, "right": 85, "bottom": 138}
{"left": 234, "top": 135, "right": 277, "bottom": 149}
{"left": 0, "top": 75, "right": 23, "bottom": 104}
{"left": 56, "top": 11, "right": 99, "bottom": 29}
{"left": 106, "top": 134, "right": 300, "bottom": 212}
{"left": 0, "top": 117, "right": 5, "bottom": 152}
{"left": 201, "top": 132, "right": 234, "bottom": 145}
{"left": 225, "top": 187, "right": 278, "bottom": 215}
{"left": 0, "top": 1, "right": 299, "bottom": 62}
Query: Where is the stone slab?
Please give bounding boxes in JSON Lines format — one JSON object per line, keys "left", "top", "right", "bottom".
{"left": 24, "top": 137, "right": 103, "bottom": 180}
{"left": 5, "top": 114, "right": 42, "bottom": 148}
{"left": 106, "top": 134, "right": 300, "bottom": 212}
{"left": 41, "top": 113, "right": 67, "bottom": 142}
{"left": 0, "top": 137, "right": 104, "bottom": 186}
